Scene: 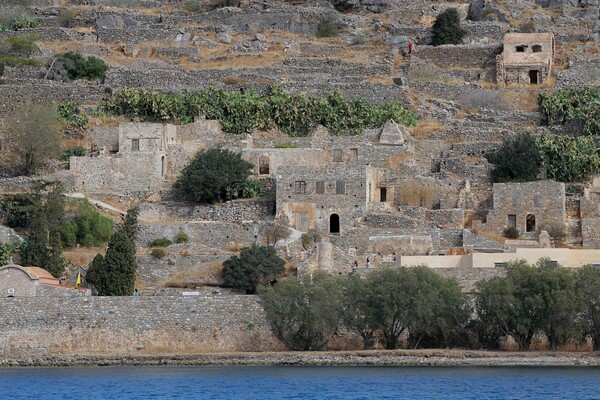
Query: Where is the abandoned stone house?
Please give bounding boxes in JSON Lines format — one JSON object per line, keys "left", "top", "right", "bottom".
{"left": 0, "top": 265, "right": 90, "bottom": 297}
{"left": 496, "top": 32, "right": 555, "bottom": 86}
{"left": 473, "top": 181, "right": 566, "bottom": 238}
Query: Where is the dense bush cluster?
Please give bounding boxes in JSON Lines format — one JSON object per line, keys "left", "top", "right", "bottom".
{"left": 222, "top": 245, "right": 285, "bottom": 294}
{"left": 0, "top": 7, "right": 41, "bottom": 32}
{"left": 57, "top": 52, "right": 109, "bottom": 81}
{"left": 0, "top": 34, "right": 41, "bottom": 74}
{"left": 485, "top": 132, "right": 600, "bottom": 183}
{"left": 103, "top": 86, "right": 417, "bottom": 136}
{"left": 431, "top": 8, "right": 466, "bottom": 46}
{"left": 259, "top": 261, "right": 600, "bottom": 351}
{"left": 176, "top": 148, "right": 262, "bottom": 203}
{"left": 538, "top": 88, "right": 600, "bottom": 136}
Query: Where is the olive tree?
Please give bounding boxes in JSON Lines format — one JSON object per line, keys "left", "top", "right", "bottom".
{"left": 5, "top": 103, "right": 63, "bottom": 175}
{"left": 259, "top": 271, "right": 345, "bottom": 351}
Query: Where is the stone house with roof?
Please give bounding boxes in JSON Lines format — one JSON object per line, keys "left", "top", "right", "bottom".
{"left": 496, "top": 32, "right": 555, "bottom": 86}
{"left": 0, "top": 265, "right": 91, "bottom": 297}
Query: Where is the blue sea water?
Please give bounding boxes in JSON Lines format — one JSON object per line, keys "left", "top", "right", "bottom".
{"left": 0, "top": 365, "right": 599, "bottom": 400}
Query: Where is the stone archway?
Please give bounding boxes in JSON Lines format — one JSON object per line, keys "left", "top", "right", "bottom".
{"left": 526, "top": 213, "right": 536, "bottom": 232}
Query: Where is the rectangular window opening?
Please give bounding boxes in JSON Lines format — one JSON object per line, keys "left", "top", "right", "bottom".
{"left": 336, "top": 180, "right": 346, "bottom": 195}
{"left": 294, "top": 181, "right": 306, "bottom": 194}
{"left": 132, "top": 139, "right": 140, "bottom": 152}
{"left": 316, "top": 181, "right": 325, "bottom": 194}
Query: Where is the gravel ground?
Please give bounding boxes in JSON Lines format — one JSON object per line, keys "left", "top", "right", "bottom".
{"left": 2, "top": 350, "right": 600, "bottom": 368}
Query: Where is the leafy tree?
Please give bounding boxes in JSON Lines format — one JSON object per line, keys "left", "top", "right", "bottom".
{"left": 222, "top": 245, "right": 285, "bottom": 294}
{"left": 0, "top": 241, "right": 15, "bottom": 266}
{"left": 57, "top": 52, "right": 109, "bottom": 81}
{"left": 431, "top": 8, "right": 466, "bottom": 46}
{"left": 475, "top": 259, "right": 580, "bottom": 350}
{"left": 19, "top": 206, "right": 49, "bottom": 267}
{"left": 536, "top": 134, "right": 600, "bottom": 182}
{"left": 485, "top": 132, "right": 542, "bottom": 182}
{"left": 176, "top": 149, "right": 254, "bottom": 203}
{"left": 57, "top": 222, "right": 77, "bottom": 247}
{"left": 575, "top": 265, "right": 600, "bottom": 350}
{"left": 1, "top": 193, "right": 38, "bottom": 228}
{"left": 4, "top": 103, "right": 63, "bottom": 175}
{"left": 259, "top": 271, "right": 345, "bottom": 351}
{"left": 75, "top": 202, "right": 113, "bottom": 247}
{"left": 87, "top": 230, "right": 137, "bottom": 296}
{"left": 343, "top": 274, "right": 378, "bottom": 349}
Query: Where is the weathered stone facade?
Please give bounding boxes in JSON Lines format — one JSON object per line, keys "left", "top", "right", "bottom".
{"left": 496, "top": 33, "right": 555, "bottom": 86}
{"left": 0, "top": 265, "right": 90, "bottom": 297}
{"left": 474, "top": 181, "right": 566, "bottom": 237}
{"left": 0, "top": 296, "right": 283, "bottom": 358}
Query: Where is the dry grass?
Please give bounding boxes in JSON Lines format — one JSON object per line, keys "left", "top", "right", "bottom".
{"left": 220, "top": 75, "right": 248, "bottom": 85}
{"left": 410, "top": 119, "right": 447, "bottom": 140}
{"left": 501, "top": 89, "right": 539, "bottom": 113}
{"left": 226, "top": 242, "right": 245, "bottom": 252}
{"left": 398, "top": 180, "right": 436, "bottom": 208}
{"left": 63, "top": 246, "right": 105, "bottom": 266}
{"left": 365, "top": 76, "right": 395, "bottom": 86}
{"left": 159, "top": 260, "right": 225, "bottom": 288}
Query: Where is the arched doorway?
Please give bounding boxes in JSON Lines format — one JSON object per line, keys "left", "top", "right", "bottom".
{"left": 526, "top": 213, "right": 536, "bottom": 232}
{"left": 330, "top": 214, "right": 340, "bottom": 234}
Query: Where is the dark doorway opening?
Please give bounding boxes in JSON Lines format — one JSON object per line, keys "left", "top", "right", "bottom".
{"left": 526, "top": 214, "right": 536, "bottom": 232}
{"left": 380, "top": 187, "right": 387, "bottom": 202}
{"left": 529, "top": 70, "right": 539, "bottom": 84}
{"left": 330, "top": 214, "right": 340, "bottom": 234}
{"left": 161, "top": 156, "right": 165, "bottom": 177}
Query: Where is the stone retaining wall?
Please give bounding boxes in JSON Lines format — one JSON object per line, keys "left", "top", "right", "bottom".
{"left": 0, "top": 296, "right": 283, "bottom": 358}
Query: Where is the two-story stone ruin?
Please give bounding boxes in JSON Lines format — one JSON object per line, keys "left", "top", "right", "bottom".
{"left": 496, "top": 33, "right": 555, "bottom": 86}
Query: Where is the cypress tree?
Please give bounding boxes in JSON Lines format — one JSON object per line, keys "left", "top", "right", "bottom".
{"left": 20, "top": 206, "right": 49, "bottom": 267}
{"left": 88, "top": 230, "right": 137, "bottom": 296}
{"left": 45, "top": 232, "right": 67, "bottom": 278}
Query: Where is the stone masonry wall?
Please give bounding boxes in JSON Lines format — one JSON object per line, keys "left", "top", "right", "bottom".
{"left": 0, "top": 296, "right": 283, "bottom": 358}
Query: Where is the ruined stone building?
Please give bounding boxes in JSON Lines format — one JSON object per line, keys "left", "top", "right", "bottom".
{"left": 496, "top": 33, "right": 555, "bottom": 86}
{"left": 474, "top": 181, "right": 566, "bottom": 238}
{"left": 0, "top": 265, "right": 90, "bottom": 297}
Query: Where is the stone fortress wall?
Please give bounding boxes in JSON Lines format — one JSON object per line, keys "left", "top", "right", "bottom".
{"left": 0, "top": 296, "right": 283, "bottom": 358}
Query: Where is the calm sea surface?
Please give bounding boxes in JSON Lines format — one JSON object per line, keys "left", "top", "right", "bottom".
{"left": 1, "top": 365, "right": 599, "bottom": 400}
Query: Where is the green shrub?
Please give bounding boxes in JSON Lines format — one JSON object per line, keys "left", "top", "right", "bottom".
{"left": 485, "top": 132, "right": 542, "bottom": 183}
{"left": 57, "top": 9, "right": 77, "bottom": 27}
{"left": 184, "top": 0, "right": 201, "bottom": 12}
{"left": 75, "top": 202, "right": 113, "bottom": 247}
{"left": 151, "top": 248, "right": 166, "bottom": 259}
{"left": 57, "top": 102, "right": 89, "bottom": 129}
{"left": 57, "top": 222, "right": 77, "bottom": 247}
{"left": 431, "top": 8, "right": 466, "bottom": 46}
{"left": 103, "top": 86, "right": 417, "bottom": 136}
{"left": 176, "top": 149, "right": 254, "bottom": 203}
{"left": 317, "top": 20, "right": 338, "bottom": 38}
{"left": 174, "top": 230, "right": 189, "bottom": 244}
{"left": 148, "top": 237, "right": 172, "bottom": 247}
{"left": 0, "top": 24, "right": 7, "bottom": 33}
{"left": 0, "top": 241, "right": 15, "bottom": 266}
{"left": 4, "top": 34, "right": 39, "bottom": 56}
{"left": 0, "top": 53, "right": 40, "bottom": 67}
{"left": 540, "top": 223, "right": 566, "bottom": 243}
{"left": 536, "top": 134, "right": 600, "bottom": 182}
{"left": 222, "top": 245, "right": 285, "bottom": 293}
{"left": 503, "top": 226, "right": 519, "bottom": 239}
{"left": 61, "top": 147, "right": 86, "bottom": 161}
{"left": 538, "top": 88, "right": 600, "bottom": 136}
{"left": 241, "top": 179, "right": 266, "bottom": 198}
{"left": 1, "top": 194, "right": 38, "bottom": 228}
{"left": 8, "top": 16, "right": 41, "bottom": 30}
{"left": 57, "top": 52, "right": 109, "bottom": 81}
{"left": 273, "top": 142, "right": 297, "bottom": 148}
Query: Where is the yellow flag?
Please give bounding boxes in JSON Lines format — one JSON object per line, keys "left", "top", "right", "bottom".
{"left": 75, "top": 272, "right": 81, "bottom": 288}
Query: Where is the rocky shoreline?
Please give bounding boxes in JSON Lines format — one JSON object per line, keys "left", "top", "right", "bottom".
{"left": 2, "top": 350, "right": 600, "bottom": 368}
